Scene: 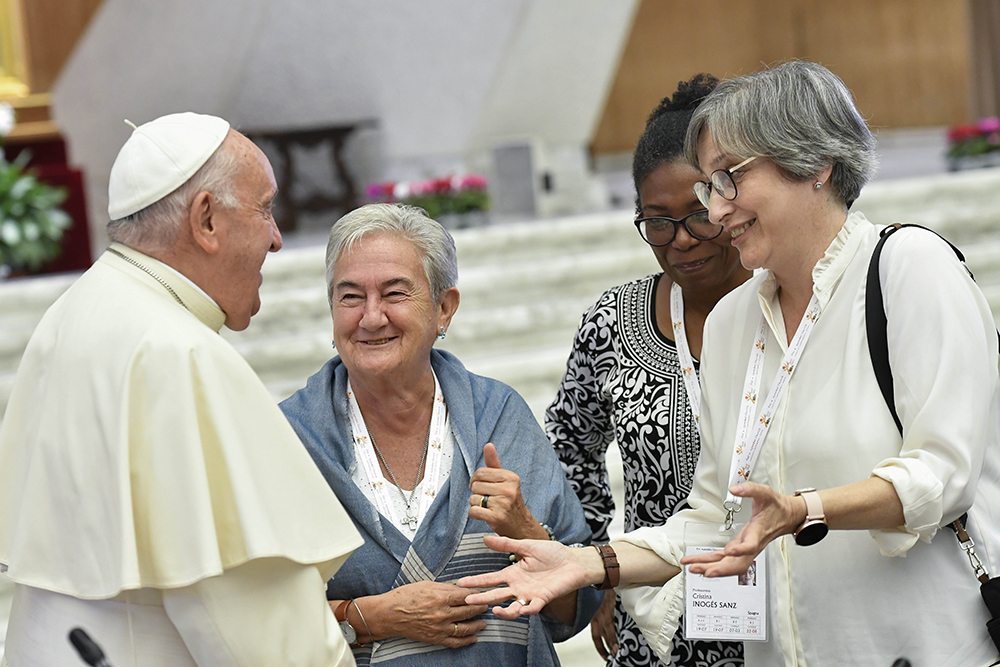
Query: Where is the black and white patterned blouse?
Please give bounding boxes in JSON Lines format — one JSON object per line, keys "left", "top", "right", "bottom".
{"left": 545, "top": 275, "right": 743, "bottom": 667}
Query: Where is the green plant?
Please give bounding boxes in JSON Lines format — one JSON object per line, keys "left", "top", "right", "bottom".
{"left": 0, "top": 150, "right": 71, "bottom": 274}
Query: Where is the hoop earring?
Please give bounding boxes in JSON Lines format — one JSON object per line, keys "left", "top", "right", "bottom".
{"left": 438, "top": 327, "right": 447, "bottom": 340}
{"left": 813, "top": 181, "right": 823, "bottom": 190}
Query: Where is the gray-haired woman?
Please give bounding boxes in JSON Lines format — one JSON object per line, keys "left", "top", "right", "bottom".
{"left": 280, "top": 203, "right": 602, "bottom": 666}
{"left": 460, "top": 61, "right": 1000, "bottom": 667}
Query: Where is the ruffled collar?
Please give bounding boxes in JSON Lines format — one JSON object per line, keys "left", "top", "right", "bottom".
{"left": 810, "top": 211, "right": 870, "bottom": 309}
{"left": 754, "top": 212, "right": 871, "bottom": 345}
{"left": 103, "top": 243, "right": 227, "bottom": 332}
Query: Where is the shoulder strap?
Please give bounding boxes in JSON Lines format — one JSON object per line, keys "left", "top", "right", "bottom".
{"left": 865, "top": 223, "right": 971, "bottom": 436}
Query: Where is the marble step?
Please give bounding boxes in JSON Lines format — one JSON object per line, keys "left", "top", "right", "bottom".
{"left": 5, "top": 167, "right": 1000, "bottom": 426}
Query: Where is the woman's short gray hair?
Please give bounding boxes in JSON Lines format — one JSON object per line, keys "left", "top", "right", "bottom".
{"left": 106, "top": 138, "right": 241, "bottom": 251}
{"left": 684, "top": 60, "right": 877, "bottom": 208}
{"left": 325, "top": 203, "right": 458, "bottom": 307}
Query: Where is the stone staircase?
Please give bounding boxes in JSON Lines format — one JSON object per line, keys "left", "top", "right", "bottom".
{"left": 2, "top": 168, "right": 1000, "bottom": 666}
{"left": 4, "top": 167, "right": 1000, "bottom": 430}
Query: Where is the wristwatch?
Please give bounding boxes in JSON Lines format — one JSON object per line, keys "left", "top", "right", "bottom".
{"left": 793, "top": 488, "right": 828, "bottom": 546}
{"left": 334, "top": 599, "right": 359, "bottom": 647}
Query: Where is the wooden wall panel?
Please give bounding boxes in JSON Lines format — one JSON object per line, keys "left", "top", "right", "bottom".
{"left": 20, "top": 0, "right": 103, "bottom": 93}
{"left": 592, "top": 0, "right": 971, "bottom": 154}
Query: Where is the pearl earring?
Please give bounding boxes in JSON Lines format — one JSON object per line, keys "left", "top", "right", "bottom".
{"left": 814, "top": 181, "right": 823, "bottom": 190}
{"left": 438, "top": 327, "right": 447, "bottom": 340}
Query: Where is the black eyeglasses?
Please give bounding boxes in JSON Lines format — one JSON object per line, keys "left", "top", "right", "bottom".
{"left": 634, "top": 210, "right": 723, "bottom": 246}
{"left": 693, "top": 156, "right": 756, "bottom": 208}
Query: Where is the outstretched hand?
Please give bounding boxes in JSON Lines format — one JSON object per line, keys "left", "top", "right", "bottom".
{"left": 681, "top": 482, "right": 803, "bottom": 578}
{"left": 458, "top": 535, "right": 596, "bottom": 619}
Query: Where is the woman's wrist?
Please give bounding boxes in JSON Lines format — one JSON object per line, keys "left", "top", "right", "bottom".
{"left": 350, "top": 595, "right": 382, "bottom": 642}
{"left": 580, "top": 544, "right": 610, "bottom": 587}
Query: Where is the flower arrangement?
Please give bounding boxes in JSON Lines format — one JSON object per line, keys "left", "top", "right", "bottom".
{"left": 946, "top": 117, "right": 1000, "bottom": 159}
{"left": 366, "top": 174, "right": 490, "bottom": 221}
{"left": 0, "top": 102, "right": 72, "bottom": 276}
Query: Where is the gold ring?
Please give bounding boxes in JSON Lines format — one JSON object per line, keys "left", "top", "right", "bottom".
{"left": 480, "top": 494, "right": 489, "bottom": 509}
{"left": 453, "top": 623, "right": 460, "bottom": 636}
{"left": 516, "top": 598, "right": 529, "bottom": 606}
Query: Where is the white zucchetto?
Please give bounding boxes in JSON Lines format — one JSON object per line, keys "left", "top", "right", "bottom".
{"left": 107, "top": 112, "right": 230, "bottom": 220}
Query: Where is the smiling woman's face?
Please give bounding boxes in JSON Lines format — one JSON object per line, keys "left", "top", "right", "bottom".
{"left": 331, "top": 233, "right": 445, "bottom": 384}
{"left": 638, "top": 159, "right": 747, "bottom": 295}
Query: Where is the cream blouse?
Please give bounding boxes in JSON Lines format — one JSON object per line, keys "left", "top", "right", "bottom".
{"left": 619, "top": 213, "right": 1000, "bottom": 667}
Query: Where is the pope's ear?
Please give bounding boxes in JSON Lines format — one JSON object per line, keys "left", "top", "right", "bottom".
{"left": 188, "top": 190, "right": 221, "bottom": 254}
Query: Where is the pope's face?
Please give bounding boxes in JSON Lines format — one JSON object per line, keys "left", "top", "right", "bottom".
{"left": 214, "top": 134, "right": 282, "bottom": 331}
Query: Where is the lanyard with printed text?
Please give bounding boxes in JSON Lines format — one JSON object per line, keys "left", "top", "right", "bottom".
{"left": 670, "top": 282, "right": 702, "bottom": 423}
{"left": 723, "top": 294, "right": 821, "bottom": 529}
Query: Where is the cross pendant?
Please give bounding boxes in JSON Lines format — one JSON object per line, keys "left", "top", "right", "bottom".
{"left": 401, "top": 508, "right": 418, "bottom": 530}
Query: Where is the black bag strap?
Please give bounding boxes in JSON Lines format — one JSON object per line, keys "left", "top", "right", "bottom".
{"left": 864, "top": 223, "right": 971, "bottom": 436}
{"left": 864, "top": 224, "right": 995, "bottom": 583}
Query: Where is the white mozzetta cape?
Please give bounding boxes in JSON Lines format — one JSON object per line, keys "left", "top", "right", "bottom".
{"left": 0, "top": 244, "right": 362, "bottom": 598}
{"left": 619, "top": 213, "right": 1000, "bottom": 667}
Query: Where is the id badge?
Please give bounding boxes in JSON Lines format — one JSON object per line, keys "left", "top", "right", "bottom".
{"left": 682, "top": 522, "right": 767, "bottom": 642}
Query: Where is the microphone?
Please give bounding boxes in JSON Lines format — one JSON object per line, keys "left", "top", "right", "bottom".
{"left": 69, "top": 628, "right": 113, "bottom": 667}
{"left": 891, "top": 660, "right": 912, "bottom": 667}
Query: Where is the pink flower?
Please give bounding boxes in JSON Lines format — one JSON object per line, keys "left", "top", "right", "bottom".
{"left": 458, "top": 174, "right": 488, "bottom": 190}
{"left": 976, "top": 117, "right": 1000, "bottom": 134}
{"left": 365, "top": 182, "right": 397, "bottom": 202}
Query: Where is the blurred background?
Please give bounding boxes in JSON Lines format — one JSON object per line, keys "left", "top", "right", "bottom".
{"left": 3, "top": 1, "right": 1000, "bottom": 664}
{"left": 2, "top": 0, "right": 998, "bottom": 258}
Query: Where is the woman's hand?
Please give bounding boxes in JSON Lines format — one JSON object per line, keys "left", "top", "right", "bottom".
{"left": 359, "top": 581, "right": 489, "bottom": 648}
{"left": 590, "top": 589, "right": 618, "bottom": 659}
{"left": 468, "top": 443, "right": 548, "bottom": 540}
{"left": 459, "top": 535, "right": 603, "bottom": 619}
{"left": 681, "top": 482, "right": 803, "bottom": 578}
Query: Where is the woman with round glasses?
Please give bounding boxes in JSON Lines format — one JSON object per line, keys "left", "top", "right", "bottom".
{"left": 461, "top": 61, "right": 1000, "bottom": 667}
{"left": 545, "top": 74, "right": 749, "bottom": 667}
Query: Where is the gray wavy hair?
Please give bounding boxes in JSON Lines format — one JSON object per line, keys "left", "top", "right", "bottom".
{"left": 106, "top": 137, "right": 241, "bottom": 251}
{"left": 325, "top": 203, "right": 458, "bottom": 307}
{"left": 684, "top": 60, "right": 877, "bottom": 208}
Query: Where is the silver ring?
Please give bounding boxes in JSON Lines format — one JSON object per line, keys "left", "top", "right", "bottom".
{"left": 516, "top": 598, "right": 529, "bottom": 606}
{"left": 480, "top": 494, "right": 489, "bottom": 509}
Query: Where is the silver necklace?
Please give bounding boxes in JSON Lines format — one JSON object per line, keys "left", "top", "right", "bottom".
{"left": 368, "top": 423, "right": 431, "bottom": 531}
{"left": 107, "top": 247, "right": 188, "bottom": 310}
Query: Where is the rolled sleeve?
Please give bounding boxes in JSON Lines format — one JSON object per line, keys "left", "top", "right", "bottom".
{"left": 868, "top": 228, "right": 998, "bottom": 555}
{"left": 616, "top": 523, "right": 690, "bottom": 663}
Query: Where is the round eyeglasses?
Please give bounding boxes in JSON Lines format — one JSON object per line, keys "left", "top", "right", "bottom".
{"left": 693, "top": 156, "right": 756, "bottom": 208}
{"left": 634, "top": 210, "right": 723, "bottom": 247}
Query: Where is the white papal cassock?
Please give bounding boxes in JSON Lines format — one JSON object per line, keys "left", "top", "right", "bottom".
{"left": 0, "top": 244, "right": 364, "bottom": 666}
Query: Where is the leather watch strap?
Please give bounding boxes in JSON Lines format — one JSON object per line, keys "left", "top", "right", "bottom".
{"left": 591, "top": 544, "right": 620, "bottom": 590}
{"left": 334, "top": 599, "right": 351, "bottom": 622}
{"left": 334, "top": 599, "right": 364, "bottom": 648}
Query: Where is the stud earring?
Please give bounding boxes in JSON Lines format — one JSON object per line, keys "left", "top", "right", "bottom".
{"left": 814, "top": 181, "right": 823, "bottom": 190}
{"left": 438, "top": 327, "right": 447, "bottom": 340}
{"left": 331, "top": 340, "right": 336, "bottom": 349}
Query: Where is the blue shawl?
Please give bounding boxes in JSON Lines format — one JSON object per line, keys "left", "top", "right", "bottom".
{"left": 280, "top": 349, "right": 601, "bottom": 666}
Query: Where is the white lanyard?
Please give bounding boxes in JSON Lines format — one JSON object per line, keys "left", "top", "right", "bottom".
{"left": 723, "top": 294, "right": 821, "bottom": 529}
{"left": 670, "top": 282, "right": 702, "bottom": 423}
{"left": 347, "top": 371, "right": 448, "bottom": 533}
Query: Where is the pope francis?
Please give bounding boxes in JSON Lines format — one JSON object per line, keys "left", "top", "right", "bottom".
{"left": 0, "top": 113, "right": 363, "bottom": 666}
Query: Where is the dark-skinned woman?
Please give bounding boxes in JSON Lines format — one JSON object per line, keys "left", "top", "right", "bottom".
{"left": 546, "top": 74, "right": 748, "bottom": 667}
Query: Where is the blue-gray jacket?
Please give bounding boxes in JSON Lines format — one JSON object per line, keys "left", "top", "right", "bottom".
{"left": 280, "top": 349, "right": 601, "bottom": 666}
